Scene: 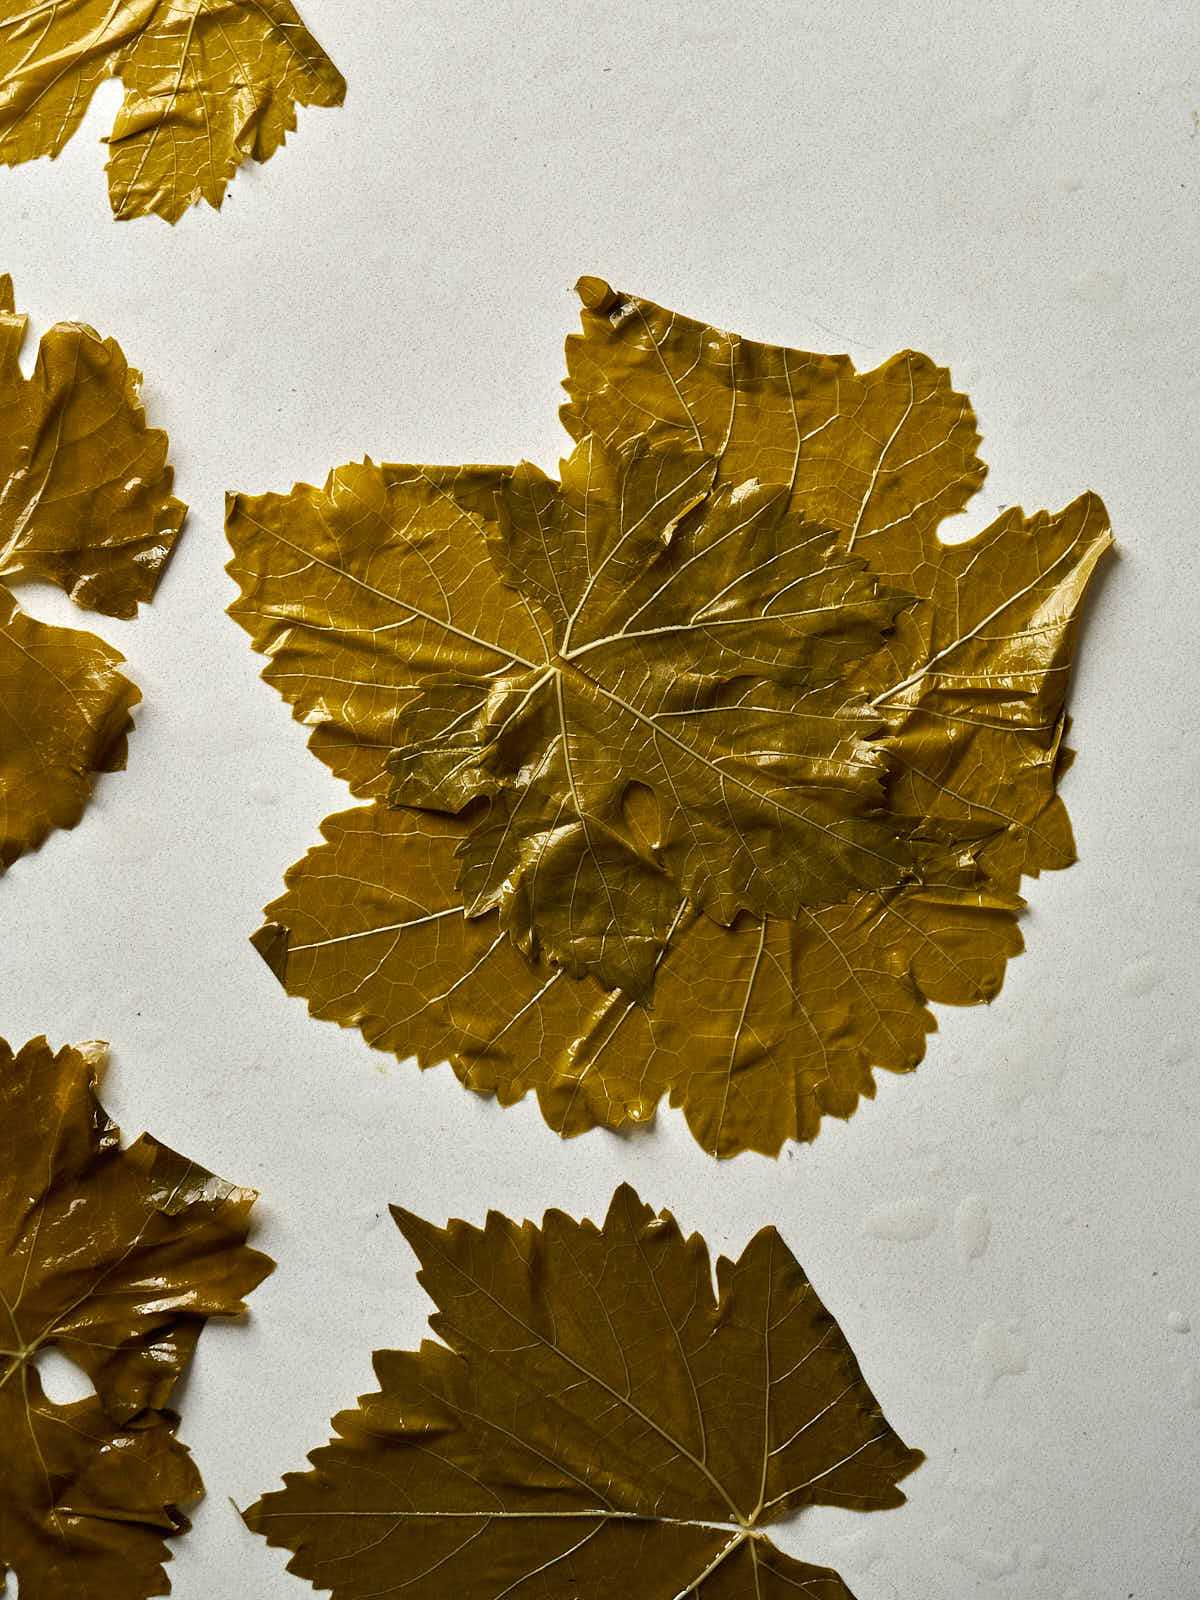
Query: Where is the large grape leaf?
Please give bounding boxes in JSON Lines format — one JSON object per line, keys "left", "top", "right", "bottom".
{"left": 253, "top": 801, "right": 1022, "bottom": 1158}
{"left": 230, "top": 277, "right": 1110, "bottom": 1156}
{"left": 245, "top": 1185, "right": 922, "bottom": 1599}
{"left": 0, "top": 1034, "right": 273, "bottom": 1600}
{"left": 0, "top": 275, "right": 185, "bottom": 878}
{"left": 0, "top": 0, "right": 345, "bottom": 223}
{"left": 563, "top": 278, "right": 1113, "bottom": 895}
{"left": 228, "top": 447, "right": 912, "bottom": 996}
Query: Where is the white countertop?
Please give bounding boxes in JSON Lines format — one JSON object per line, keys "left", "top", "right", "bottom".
{"left": 1, "top": 4, "right": 1196, "bottom": 1596}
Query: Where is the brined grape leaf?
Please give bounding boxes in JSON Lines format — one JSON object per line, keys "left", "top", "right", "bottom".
{"left": 227, "top": 446, "right": 912, "bottom": 996}
{"left": 0, "top": 1034, "right": 273, "bottom": 1600}
{"left": 230, "top": 276, "right": 1110, "bottom": 1156}
{"left": 254, "top": 801, "right": 1022, "bottom": 1158}
{"left": 245, "top": 1185, "right": 921, "bottom": 1599}
{"left": 563, "top": 278, "right": 1113, "bottom": 895}
{"left": 0, "top": 0, "right": 345, "bottom": 223}
{"left": 0, "top": 275, "right": 185, "bottom": 878}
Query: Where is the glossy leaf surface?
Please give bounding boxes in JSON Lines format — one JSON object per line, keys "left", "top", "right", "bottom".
{"left": 228, "top": 452, "right": 909, "bottom": 995}
{"left": 230, "top": 278, "right": 1110, "bottom": 1156}
{"left": 0, "top": 275, "right": 185, "bottom": 878}
{"left": 0, "top": 0, "right": 345, "bottom": 223}
{"left": 254, "top": 801, "right": 1023, "bottom": 1157}
{"left": 246, "top": 1186, "right": 921, "bottom": 1599}
{"left": 0, "top": 1035, "right": 272, "bottom": 1600}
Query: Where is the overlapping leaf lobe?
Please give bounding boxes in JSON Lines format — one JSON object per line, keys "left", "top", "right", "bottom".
{"left": 229, "top": 432, "right": 913, "bottom": 996}
{"left": 253, "top": 800, "right": 1024, "bottom": 1157}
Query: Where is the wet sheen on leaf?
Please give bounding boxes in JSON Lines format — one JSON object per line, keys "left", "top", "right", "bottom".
{"left": 245, "top": 1186, "right": 921, "bottom": 1600}
{"left": 0, "top": 275, "right": 185, "bottom": 878}
{"left": 0, "top": 0, "right": 345, "bottom": 223}
{"left": 0, "top": 1035, "right": 273, "bottom": 1600}
{"left": 229, "top": 277, "right": 1111, "bottom": 1157}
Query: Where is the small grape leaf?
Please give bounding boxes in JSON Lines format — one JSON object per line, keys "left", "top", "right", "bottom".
{"left": 0, "top": 275, "right": 185, "bottom": 878}
{"left": 245, "top": 1185, "right": 921, "bottom": 1599}
{"left": 0, "top": 1034, "right": 273, "bottom": 1600}
{"left": 0, "top": 0, "right": 345, "bottom": 223}
{"left": 227, "top": 443, "right": 912, "bottom": 996}
{"left": 231, "top": 277, "right": 1110, "bottom": 1156}
{"left": 252, "top": 801, "right": 1022, "bottom": 1158}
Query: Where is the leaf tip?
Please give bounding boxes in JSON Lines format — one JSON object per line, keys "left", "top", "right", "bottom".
{"left": 251, "top": 922, "right": 291, "bottom": 983}
{"left": 575, "top": 275, "right": 618, "bottom": 312}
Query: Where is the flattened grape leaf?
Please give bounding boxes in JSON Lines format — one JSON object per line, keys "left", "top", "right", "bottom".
{"left": 228, "top": 443, "right": 911, "bottom": 996}
{"left": 245, "top": 1185, "right": 921, "bottom": 1599}
{"left": 232, "top": 276, "right": 1110, "bottom": 1156}
{"left": 563, "top": 278, "right": 1114, "bottom": 894}
{"left": 0, "top": 275, "right": 185, "bottom": 878}
{"left": 0, "top": 1034, "right": 273, "bottom": 1600}
{"left": 252, "top": 801, "right": 1022, "bottom": 1158}
{"left": 0, "top": 0, "right": 345, "bottom": 223}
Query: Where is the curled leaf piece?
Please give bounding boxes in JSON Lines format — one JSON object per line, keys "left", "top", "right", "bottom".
{"left": 0, "top": 0, "right": 345, "bottom": 223}
{"left": 0, "top": 274, "right": 185, "bottom": 878}
{"left": 0, "top": 1035, "right": 273, "bottom": 1600}
{"left": 245, "top": 1185, "right": 921, "bottom": 1599}
{"left": 229, "top": 277, "right": 1111, "bottom": 1157}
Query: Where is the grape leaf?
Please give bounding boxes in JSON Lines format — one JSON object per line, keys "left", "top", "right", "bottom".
{"left": 227, "top": 446, "right": 912, "bottom": 996}
{"left": 563, "top": 278, "right": 1113, "bottom": 896}
{"left": 230, "top": 277, "right": 1110, "bottom": 1156}
{"left": 0, "top": 1034, "right": 273, "bottom": 1600}
{"left": 0, "top": 274, "right": 185, "bottom": 878}
{"left": 0, "top": 0, "right": 345, "bottom": 224}
{"left": 253, "top": 800, "right": 1022, "bottom": 1158}
{"left": 245, "top": 1185, "right": 921, "bottom": 1599}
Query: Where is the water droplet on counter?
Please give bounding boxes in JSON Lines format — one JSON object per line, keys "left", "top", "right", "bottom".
{"left": 955, "top": 1195, "right": 991, "bottom": 1263}
{"left": 862, "top": 1198, "right": 937, "bottom": 1242}
{"left": 1119, "top": 957, "right": 1163, "bottom": 996}
{"left": 975, "top": 1320, "right": 1028, "bottom": 1391}
{"left": 1162, "top": 1031, "right": 1191, "bottom": 1066}
{"left": 1167, "top": 1310, "right": 1191, "bottom": 1334}
{"left": 1070, "top": 268, "right": 1127, "bottom": 306}
{"left": 936, "top": 1527, "right": 1020, "bottom": 1578}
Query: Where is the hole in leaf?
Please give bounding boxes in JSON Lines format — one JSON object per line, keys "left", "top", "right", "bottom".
{"left": 34, "top": 1346, "right": 96, "bottom": 1406}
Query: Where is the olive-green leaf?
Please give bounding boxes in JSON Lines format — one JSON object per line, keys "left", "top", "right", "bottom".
{"left": 0, "top": 275, "right": 185, "bottom": 879}
{"left": 245, "top": 1186, "right": 921, "bottom": 1599}
{"left": 0, "top": 1035, "right": 273, "bottom": 1600}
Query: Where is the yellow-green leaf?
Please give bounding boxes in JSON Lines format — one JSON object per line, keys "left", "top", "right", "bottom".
{"left": 228, "top": 441, "right": 910, "bottom": 996}
{"left": 232, "top": 276, "right": 1110, "bottom": 1155}
{"left": 0, "top": 0, "right": 345, "bottom": 224}
{"left": 245, "top": 1186, "right": 921, "bottom": 1598}
{"left": 0, "top": 275, "right": 184, "bottom": 616}
{"left": 253, "top": 801, "right": 1023, "bottom": 1158}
